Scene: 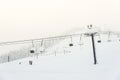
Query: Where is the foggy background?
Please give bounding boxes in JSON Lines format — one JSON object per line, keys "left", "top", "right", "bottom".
{"left": 0, "top": 0, "right": 120, "bottom": 42}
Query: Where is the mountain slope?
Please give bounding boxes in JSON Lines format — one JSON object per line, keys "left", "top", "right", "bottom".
{"left": 0, "top": 35, "right": 120, "bottom": 80}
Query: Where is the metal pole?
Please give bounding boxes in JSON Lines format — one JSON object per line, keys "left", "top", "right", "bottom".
{"left": 91, "top": 34, "right": 97, "bottom": 64}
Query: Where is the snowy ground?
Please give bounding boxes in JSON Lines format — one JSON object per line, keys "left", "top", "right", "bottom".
{"left": 0, "top": 35, "right": 120, "bottom": 80}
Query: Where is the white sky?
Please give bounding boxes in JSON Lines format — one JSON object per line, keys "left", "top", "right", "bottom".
{"left": 0, "top": 0, "right": 120, "bottom": 42}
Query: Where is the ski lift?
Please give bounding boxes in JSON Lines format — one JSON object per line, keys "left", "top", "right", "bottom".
{"left": 30, "top": 47, "right": 36, "bottom": 54}
{"left": 38, "top": 40, "right": 45, "bottom": 55}
{"left": 19, "top": 62, "right": 21, "bottom": 64}
{"left": 107, "top": 31, "right": 112, "bottom": 42}
{"left": 29, "top": 60, "right": 33, "bottom": 65}
{"left": 69, "top": 36, "right": 74, "bottom": 47}
{"left": 30, "top": 40, "right": 36, "bottom": 54}
{"left": 97, "top": 34, "right": 102, "bottom": 43}
{"left": 79, "top": 34, "right": 84, "bottom": 45}
{"left": 37, "top": 47, "right": 45, "bottom": 53}
{"left": 69, "top": 43, "right": 73, "bottom": 47}
{"left": 97, "top": 40, "right": 101, "bottom": 43}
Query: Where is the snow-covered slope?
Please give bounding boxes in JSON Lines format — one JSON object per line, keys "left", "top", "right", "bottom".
{"left": 0, "top": 35, "right": 120, "bottom": 80}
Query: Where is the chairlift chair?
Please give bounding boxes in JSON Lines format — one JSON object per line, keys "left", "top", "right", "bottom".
{"left": 69, "top": 43, "right": 73, "bottom": 47}
{"left": 97, "top": 40, "right": 101, "bottom": 43}
{"left": 29, "top": 60, "right": 33, "bottom": 65}
{"left": 38, "top": 47, "right": 45, "bottom": 53}
{"left": 30, "top": 47, "right": 36, "bottom": 54}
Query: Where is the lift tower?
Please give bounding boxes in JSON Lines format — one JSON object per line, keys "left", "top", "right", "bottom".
{"left": 86, "top": 24, "right": 97, "bottom": 65}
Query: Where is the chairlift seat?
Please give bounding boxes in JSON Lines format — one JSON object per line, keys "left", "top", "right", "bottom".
{"left": 37, "top": 47, "right": 45, "bottom": 53}
{"left": 29, "top": 60, "right": 33, "bottom": 65}
{"left": 30, "top": 47, "right": 36, "bottom": 54}
{"left": 30, "top": 50, "right": 35, "bottom": 53}
{"left": 97, "top": 40, "right": 101, "bottom": 43}
{"left": 69, "top": 43, "right": 73, "bottom": 47}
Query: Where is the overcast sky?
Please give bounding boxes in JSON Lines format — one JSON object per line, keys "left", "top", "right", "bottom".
{"left": 0, "top": 0, "right": 120, "bottom": 42}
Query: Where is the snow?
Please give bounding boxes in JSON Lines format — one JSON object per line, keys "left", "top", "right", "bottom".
{"left": 0, "top": 35, "right": 120, "bottom": 80}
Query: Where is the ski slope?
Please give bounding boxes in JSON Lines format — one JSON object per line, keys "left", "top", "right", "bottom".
{"left": 0, "top": 35, "right": 120, "bottom": 80}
